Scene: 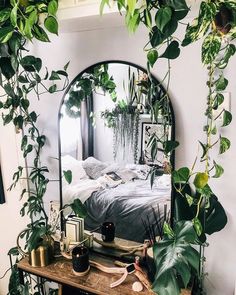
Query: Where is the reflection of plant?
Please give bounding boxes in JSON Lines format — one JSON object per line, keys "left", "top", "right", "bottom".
{"left": 101, "top": 0, "right": 235, "bottom": 294}
{"left": 65, "top": 64, "right": 117, "bottom": 118}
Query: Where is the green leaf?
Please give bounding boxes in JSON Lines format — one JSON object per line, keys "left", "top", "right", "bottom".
{"left": 160, "top": 40, "right": 180, "bottom": 59}
{"left": 100, "top": 0, "right": 109, "bottom": 15}
{"left": 32, "top": 24, "right": 50, "bottom": 42}
{"left": 0, "top": 26, "right": 13, "bottom": 43}
{"left": 29, "top": 111, "right": 37, "bottom": 122}
{"left": 152, "top": 221, "right": 200, "bottom": 295}
{"left": 20, "top": 55, "right": 42, "bottom": 72}
{"left": 192, "top": 217, "right": 203, "bottom": 236}
{"left": 155, "top": 6, "right": 172, "bottom": 32}
{"left": 212, "top": 93, "right": 224, "bottom": 110}
{"left": 44, "top": 16, "right": 58, "bottom": 35}
{"left": 147, "top": 49, "right": 158, "bottom": 67}
{"left": 63, "top": 170, "right": 72, "bottom": 184}
{"left": 0, "top": 57, "right": 15, "bottom": 79}
{"left": 150, "top": 26, "right": 164, "bottom": 47}
{"left": 127, "top": 0, "right": 136, "bottom": 16}
{"left": 49, "top": 70, "right": 61, "bottom": 80}
{"left": 212, "top": 161, "right": 224, "bottom": 178}
{"left": 172, "top": 167, "right": 190, "bottom": 184}
{"left": 144, "top": 9, "right": 152, "bottom": 28}
{"left": 163, "top": 140, "right": 179, "bottom": 154}
{"left": 165, "top": 0, "right": 188, "bottom": 11}
{"left": 10, "top": 4, "right": 18, "bottom": 27}
{"left": 64, "top": 61, "right": 70, "bottom": 71}
{"left": 70, "top": 199, "right": 87, "bottom": 218}
{"left": 185, "top": 193, "right": 193, "bottom": 206}
{"left": 23, "top": 144, "right": 33, "bottom": 158}
{"left": 202, "top": 195, "right": 227, "bottom": 235}
{"left": 219, "top": 136, "right": 231, "bottom": 154}
{"left": 202, "top": 34, "right": 221, "bottom": 64}
{"left": 193, "top": 172, "right": 208, "bottom": 189}
{"left": 222, "top": 110, "right": 232, "bottom": 127}
{"left": 21, "top": 135, "right": 28, "bottom": 151}
{"left": 215, "top": 75, "right": 228, "bottom": 91}
{"left": 49, "top": 84, "right": 57, "bottom": 93}
{"left": 0, "top": 8, "right": 11, "bottom": 23}
{"left": 126, "top": 10, "right": 140, "bottom": 33}
{"left": 48, "top": 0, "right": 58, "bottom": 16}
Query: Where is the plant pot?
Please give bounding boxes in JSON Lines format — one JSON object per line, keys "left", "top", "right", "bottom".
{"left": 29, "top": 237, "right": 54, "bottom": 267}
{"left": 17, "top": 231, "right": 54, "bottom": 267}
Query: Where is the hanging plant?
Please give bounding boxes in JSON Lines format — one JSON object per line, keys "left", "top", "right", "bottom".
{"left": 100, "top": 0, "right": 235, "bottom": 294}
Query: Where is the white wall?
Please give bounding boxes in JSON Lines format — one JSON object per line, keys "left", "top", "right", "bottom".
{"left": 0, "top": 15, "right": 235, "bottom": 295}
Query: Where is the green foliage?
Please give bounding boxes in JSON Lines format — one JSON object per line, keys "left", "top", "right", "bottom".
{"left": 153, "top": 221, "right": 200, "bottom": 295}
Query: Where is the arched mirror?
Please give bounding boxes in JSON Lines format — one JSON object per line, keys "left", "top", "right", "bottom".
{"left": 58, "top": 61, "right": 175, "bottom": 243}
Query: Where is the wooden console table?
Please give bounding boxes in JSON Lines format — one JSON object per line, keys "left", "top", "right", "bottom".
{"left": 17, "top": 252, "right": 191, "bottom": 295}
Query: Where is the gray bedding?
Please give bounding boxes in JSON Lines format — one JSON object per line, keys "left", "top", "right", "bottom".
{"left": 84, "top": 179, "right": 171, "bottom": 243}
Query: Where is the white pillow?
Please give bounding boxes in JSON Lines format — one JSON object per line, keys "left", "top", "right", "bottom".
{"left": 61, "top": 155, "right": 88, "bottom": 185}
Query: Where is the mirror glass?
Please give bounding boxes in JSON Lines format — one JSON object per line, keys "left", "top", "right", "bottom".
{"left": 59, "top": 61, "right": 175, "bottom": 243}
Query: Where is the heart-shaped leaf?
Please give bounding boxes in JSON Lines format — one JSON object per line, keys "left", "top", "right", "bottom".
{"left": 160, "top": 40, "right": 180, "bottom": 59}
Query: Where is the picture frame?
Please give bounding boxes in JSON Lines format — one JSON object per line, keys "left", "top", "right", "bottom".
{"left": 140, "top": 122, "right": 171, "bottom": 165}
{"left": 0, "top": 164, "right": 5, "bottom": 204}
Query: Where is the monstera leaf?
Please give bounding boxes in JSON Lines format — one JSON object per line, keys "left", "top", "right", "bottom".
{"left": 152, "top": 221, "right": 200, "bottom": 295}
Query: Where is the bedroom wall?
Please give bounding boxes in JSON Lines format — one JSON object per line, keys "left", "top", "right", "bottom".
{"left": 0, "top": 14, "right": 235, "bottom": 295}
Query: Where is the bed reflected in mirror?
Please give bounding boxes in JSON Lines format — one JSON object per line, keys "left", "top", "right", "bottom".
{"left": 58, "top": 61, "right": 175, "bottom": 243}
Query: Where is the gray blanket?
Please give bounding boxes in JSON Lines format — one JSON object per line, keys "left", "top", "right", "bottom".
{"left": 84, "top": 179, "right": 171, "bottom": 243}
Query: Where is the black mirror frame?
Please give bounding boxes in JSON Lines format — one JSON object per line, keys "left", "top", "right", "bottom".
{"left": 58, "top": 60, "right": 176, "bottom": 227}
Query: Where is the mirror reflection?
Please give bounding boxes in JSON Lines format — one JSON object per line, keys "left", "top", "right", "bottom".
{"left": 59, "top": 61, "right": 175, "bottom": 243}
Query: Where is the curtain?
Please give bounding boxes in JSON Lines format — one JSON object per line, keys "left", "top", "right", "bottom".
{"left": 0, "top": 165, "right": 5, "bottom": 204}
{"left": 80, "top": 95, "right": 94, "bottom": 160}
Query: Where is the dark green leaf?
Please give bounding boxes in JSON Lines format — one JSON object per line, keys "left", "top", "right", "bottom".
{"left": 166, "top": 0, "right": 188, "bottom": 11}
{"left": 70, "top": 199, "right": 87, "bottom": 218}
{"left": 222, "top": 110, "right": 232, "bottom": 127}
{"left": 0, "top": 57, "right": 15, "bottom": 79}
{"left": 164, "top": 140, "right": 179, "bottom": 154}
{"left": 150, "top": 26, "right": 164, "bottom": 47}
{"left": 44, "top": 16, "right": 58, "bottom": 35}
{"left": 64, "top": 61, "right": 70, "bottom": 71}
{"left": 29, "top": 111, "right": 37, "bottom": 122}
{"left": 219, "top": 136, "right": 231, "bottom": 154}
{"left": 21, "top": 135, "right": 28, "bottom": 151}
{"left": 32, "top": 24, "right": 50, "bottom": 42}
{"left": 0, "top": 26, "right": 13, "bottom": 43}
{"left": 147, "top": 49, "right": 158, "bottom": 67}
{"left": 155, "top": 6, "right": 172, "bottom": 32}
{"left": 49, "top": 70, "right": 61, "bottom": 80}
{"left": 21, "top": 98, "right": 30, "bottom": 110}
{"left": 63, "top": 170, "right": 72, "bottom": 184}
{"left": 0, "top": 8, "right": 11, "bottom": 23}
{"left": 212, "top": 161, "right": 224, "bottom": 178}
{"left": 23, "top": 144, "right": 33, "bottom": 158}
{"left": 144, "top": 9, "right": 152, "bottom": 28}
{"left": 212, "top": 93, "right": 224, "bottom": 110}
{"left": 20, "top": 55, "right": 42, "bottom": 72}
{"left": 49, "top": 84, "right": 57, "bottom": 93}
{"left": 172, "top": 167, "right": 190, "bottom": 184}
{"left": 215, "top": 75, "right": 228, "bottom": 91}
{"left": 203, "top": 195, "right": 227, "bottom": 235}
{"left": 160, "top": 40, "right": 180, "bottom": 59}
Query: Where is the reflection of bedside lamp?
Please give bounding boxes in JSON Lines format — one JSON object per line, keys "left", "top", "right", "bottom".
{"left": 101, "top": 222, "right": 115, "bottom": 242}
{"left": 139, "top": 150, "right": 146, "bottom": 165}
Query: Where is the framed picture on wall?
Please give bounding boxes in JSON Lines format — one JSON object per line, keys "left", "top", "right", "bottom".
{"left": 140, "top": 122, "right": 171, "bottom": 165}
{"left": 0, "top": 164, "right": 5, "bottom": 204}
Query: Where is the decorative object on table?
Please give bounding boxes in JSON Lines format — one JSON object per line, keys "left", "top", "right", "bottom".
{"left": 84, "top": 230, "right": 94, "bottom": 248}
{"left": 17, "top": 230, "right": 54, "bottom": 268}
{"left": 72, "top": 245, "right": 90, "bottom": 276}
{"left": 66, "top": 216, "right": 84, "bottom": 243}
{"left": 141, "top": 122, "right": 171, "bottom": 165}
{"left": 101, "top": 221, "right": 115, "bottom": 242}
{"left": 48, "top": 200, "right": 61, "bottom": 241}
{"left": 93, "top": 236, "right": 146, "bottom": 257}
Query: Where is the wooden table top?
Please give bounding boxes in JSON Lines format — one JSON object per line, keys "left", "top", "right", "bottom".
{"left": 18, "top": 254, "right": 155, "bottom": 295}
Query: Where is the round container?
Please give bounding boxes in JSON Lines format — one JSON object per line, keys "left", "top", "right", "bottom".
{"left": 72, "top": 246, "right": 90, "bottom": 276}
{"left": 101, "top": 222, "right": 115, "bottom": 242}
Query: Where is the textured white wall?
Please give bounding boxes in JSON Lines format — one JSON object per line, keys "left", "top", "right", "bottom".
{"left": 0, "top": 19, "right": 235, "bottom": 295}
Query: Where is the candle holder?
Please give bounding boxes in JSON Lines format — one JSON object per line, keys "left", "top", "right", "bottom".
{"left": 72, "top": 246, "right": 90, "bottom": 276}
{"left": 101, "top": 222, "right": 115, "bottom": 242}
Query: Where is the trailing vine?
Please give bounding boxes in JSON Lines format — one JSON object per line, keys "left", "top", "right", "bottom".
{"left": 100, "top": 0, "right": 235, "bottom": 294}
